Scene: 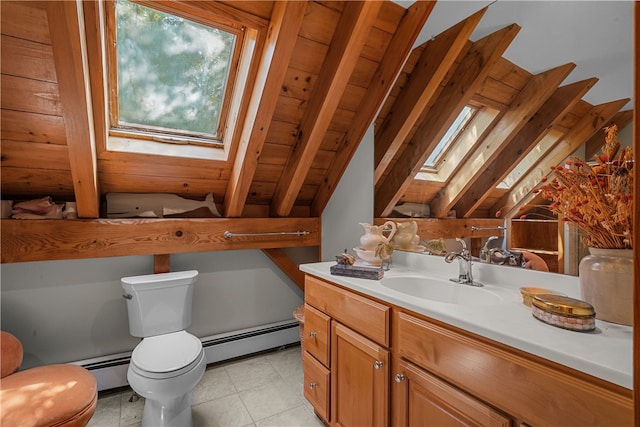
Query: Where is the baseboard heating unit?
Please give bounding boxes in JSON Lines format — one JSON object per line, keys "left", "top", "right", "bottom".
{"left": 75, "top": 320, "right": 300, "bottom": 391}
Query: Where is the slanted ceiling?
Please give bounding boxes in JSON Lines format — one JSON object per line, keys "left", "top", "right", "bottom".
{"left": 374, "top": 6, "right": 632, "bottom": 220}
{"left": 0, "top": 1, "right": 633, "bottom": 263}
{"left": 0, "top": 0, "right": 433, "bottom": 218}
{"left": 0, "top": 0, "right": 434, "bottom": 264}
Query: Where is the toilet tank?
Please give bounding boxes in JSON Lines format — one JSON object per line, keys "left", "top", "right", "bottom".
{"left": 121, "top": 270, "right": 198, "bottom": 338}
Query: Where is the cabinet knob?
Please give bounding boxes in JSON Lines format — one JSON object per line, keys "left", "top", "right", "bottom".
{"left": 373, "top": 360, "right": 384, "bottom": 370}
{"left": 309, "top": 331, "right": 317, "bottom": 338}
{"left": 308, "top": 382, "right": 317, "bottom": 389}
{"left": 394, "top": 374, "right": 406, "bottom": 383}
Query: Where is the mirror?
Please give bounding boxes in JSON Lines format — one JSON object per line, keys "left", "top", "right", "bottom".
{"left": 374, "top": 2, "right": 633, "bottom": 276}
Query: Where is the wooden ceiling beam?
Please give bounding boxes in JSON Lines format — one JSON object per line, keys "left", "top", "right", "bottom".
{"left": 262, "top": 248, "right": 308, "bottom": 291}
{"left": 453, "top": 76, "right": 596, "bottom": 218}
{"left": 431, "top": 63, "right": 575, "bottom": 218}
{"left": 47, "top": 1, "right": 100, "bottom": 218}
{"left": 224, "top": 1, "right": 307, "bottom": 217}
{"left": 374, "top": 217, "right": 504, "bottom": 240}
{"left": 271, "top": 0, "right": 383, "bottom": 217}
{"left": 311, "top": 0, "right": 435, "bottom": 216}
{"left": 497, "top": 98, "right": 630, "bottom": 218}
{"left": 374, "top": 24, "right": 520, "bottom": 218}
{"left": 373, "top": 7, "right": 486, "bottom": 185}
{"left": 1, "top": 217, "right": 320, "bottom": 263}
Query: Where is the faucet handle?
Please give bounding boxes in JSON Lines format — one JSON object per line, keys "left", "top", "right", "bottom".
{"left": 482, "top": 236, "right": 499, "bottom": 252}
{"left": 455, "top": 237, "right": 468, "bottom": 254}
{"left": 480, "top": 236, "right": 500, "bottom": 263}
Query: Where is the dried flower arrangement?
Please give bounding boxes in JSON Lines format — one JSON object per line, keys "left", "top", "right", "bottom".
{"left": 535, "top": 125, "right": 633, "bottom": 249}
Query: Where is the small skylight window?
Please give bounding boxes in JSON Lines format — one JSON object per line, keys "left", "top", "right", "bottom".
{"left": 108, "top": 0, "right": 242, "bottom": 147}
{"left": 422, "top": 105, "right": 475, "bottom": 170}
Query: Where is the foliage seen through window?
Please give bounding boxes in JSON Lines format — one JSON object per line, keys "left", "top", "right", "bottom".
{"left": 115, "top": 0, "right": 236, "bottom": 142}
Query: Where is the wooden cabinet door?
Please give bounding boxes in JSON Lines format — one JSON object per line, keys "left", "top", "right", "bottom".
{"left": 331, "top": 322, "right": 389, "bottom": 427}
{"left": 393, "top": 359, "right": 510, "bottom": 427}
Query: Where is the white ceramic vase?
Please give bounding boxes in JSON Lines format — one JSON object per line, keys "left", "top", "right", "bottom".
{"left": 578, "top": 248, "right": 633, "bottom": 326}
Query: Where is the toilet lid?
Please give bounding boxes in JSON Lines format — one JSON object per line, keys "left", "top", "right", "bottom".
{"left": 131, "top": 331, "right": 202, "bottom": 374}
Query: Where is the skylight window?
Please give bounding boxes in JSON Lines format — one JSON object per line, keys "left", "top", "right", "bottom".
{"left": 422, "top": 105, "right": 475, "bottom": 170}
{"left": 108, "top": 0, "right": 242, "bottom": 147}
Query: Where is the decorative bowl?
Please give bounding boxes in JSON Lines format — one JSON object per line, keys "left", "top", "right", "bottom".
{"left": 353, "top": 247, "right": 382, "bottom": 266}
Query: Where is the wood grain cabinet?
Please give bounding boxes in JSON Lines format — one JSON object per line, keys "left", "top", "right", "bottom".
{"left": 303, "top": 274, "right": 633, "bottom": 427}
{"left": 393, "top": 312, "right": 512, "bottom": 426}
{"left": 332, "top": 322, "right": 389, "bottom": 427}
{"left": 392, "top": 359, "right": 510, "bottom": 427}
{"left": 393, "top": 311, "right": 632, "bottom": 427}
{"left": 304, "top": 275, "right": 390, "bottom": 426}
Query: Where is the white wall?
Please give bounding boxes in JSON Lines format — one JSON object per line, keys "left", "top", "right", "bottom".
{"left": 619, "top": 121, "right": 633, "bottom": 148}
{"left": 1, "top": 249, "right": 311, "bottom": 369}
{"left": 321, "top": 125, "right": 374, "bottom": 261}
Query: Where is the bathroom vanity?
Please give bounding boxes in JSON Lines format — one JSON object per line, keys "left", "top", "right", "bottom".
{"left": 300, "top": 252, "right": 633, "bottom": 427}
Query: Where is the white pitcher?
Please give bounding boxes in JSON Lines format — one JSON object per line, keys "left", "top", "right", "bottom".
{"left": 359, "top": 221, "right": 396, "bottom": 250}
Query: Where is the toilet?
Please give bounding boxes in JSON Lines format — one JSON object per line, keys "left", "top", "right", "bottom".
{"left": 121, "top": 270, "right": 206, "bottom": 427}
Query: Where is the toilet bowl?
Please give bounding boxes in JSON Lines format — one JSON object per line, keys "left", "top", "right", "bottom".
{"left": 128, "top": 331, "right": 206, "bottom": 427}
{"left": 121, "top": 270, "right": 204, "bottom": 427}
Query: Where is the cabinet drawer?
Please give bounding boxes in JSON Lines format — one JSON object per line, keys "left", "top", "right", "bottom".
{"left": 396, "top": 311, "right": 632, "bottom": 426}
{"left": 304, "top": 304, "right": 330, "bottom": 367}
{"left": 305, "top": 275, "right": 389, "bottom": 346}
{"left": 303, "top": 351, "right": 330, "bottom": 424}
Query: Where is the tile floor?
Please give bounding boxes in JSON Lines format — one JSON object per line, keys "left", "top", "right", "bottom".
{"left": 87, "top": 344, "right": 325, "bottom": 427}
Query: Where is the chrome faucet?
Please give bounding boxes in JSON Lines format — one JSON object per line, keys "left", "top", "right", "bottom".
{"left": 479, "top": 236, "right": 500, "bottom": 263}
{"left": 444, "top": 238, "right": 483, "bottom": 287}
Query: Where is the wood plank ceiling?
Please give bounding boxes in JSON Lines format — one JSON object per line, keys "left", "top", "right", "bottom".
{"left": 0, "top": 0, "right": 632, "bottom": 229}
{"left": 374, "top": 6, "right": 632, "bottom": 220}
{"left": 0, "top": 0, "right": 434, "bottom": 219}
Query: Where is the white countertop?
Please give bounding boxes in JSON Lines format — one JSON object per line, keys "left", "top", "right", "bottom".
{"left": 300, "top": 251, "right": 633, "bottom": 390}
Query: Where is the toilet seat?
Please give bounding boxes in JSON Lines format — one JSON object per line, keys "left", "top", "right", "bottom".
{"left": 131, "top": 331, "right": 203, "bottom": 379}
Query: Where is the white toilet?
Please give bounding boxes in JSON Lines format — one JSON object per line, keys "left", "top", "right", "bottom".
{"left": 121, "top": 270, "right": 206, "bottom": 427}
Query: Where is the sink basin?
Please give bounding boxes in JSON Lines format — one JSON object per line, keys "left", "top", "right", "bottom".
{"left": 380, "top": 276, "right": 503, "bottom": 306}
